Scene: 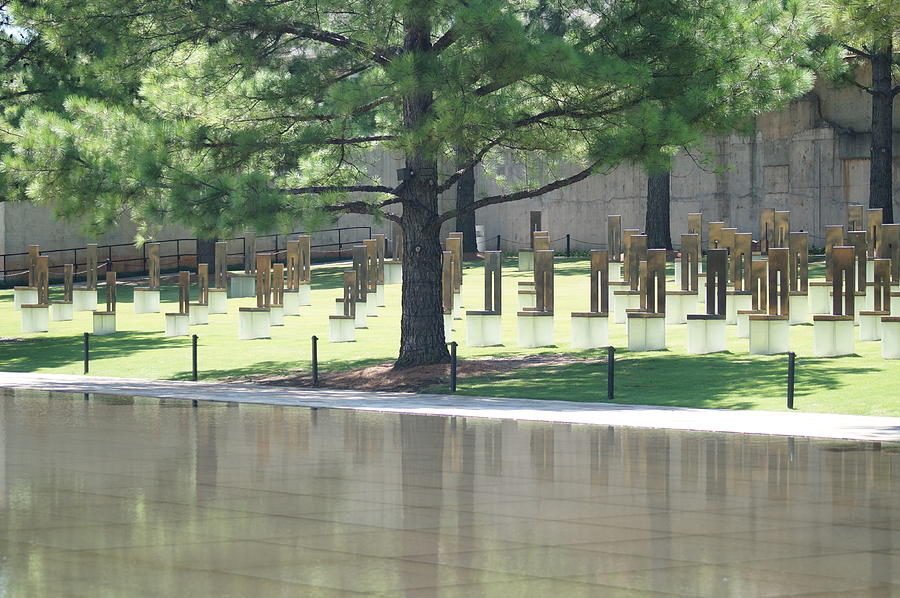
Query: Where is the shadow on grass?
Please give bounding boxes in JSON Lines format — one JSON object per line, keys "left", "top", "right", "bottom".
{"left": 168, "top": 356, "right": 392, "bottom": 381}
{"left": 0, "top": 331, "right": 189, "bottom": 371}
{"left": 431, "top": 352, "right": 879, "bottom": 410}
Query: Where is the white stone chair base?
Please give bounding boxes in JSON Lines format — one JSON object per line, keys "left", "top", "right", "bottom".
{"left": 384, "top": 262, "right": 402, "bottom": 285}
{"left": 93, "top": 312, "right": 116, "bottom": 336}
{"left": 229, "top": 274, "right": 256, "bottom": 298}
{"left": 20, "top": 305, "right": 49, "bottom": 333}
{"left": 665, "top": 293, "right": 697, "bottom": 324}
{"left": 298, "top": 283, "right": 312, "bottom": 306}
{"left": 809, "top": 284, "right": 830, "bottom": 315}
{"left": 518, "top": 250, "right": 534, "bottom": 272}
{"left": 189, "top": 303, "right": 209, "bottom": 326}
{"left": 686, "top": 317, "right": 726, "bottom": 354}
{"left": 881, "top": 318, "right": 900, "bottom": 358}
{"left": 208, "top": 289, "right": 228, "bottom": 314}
{"left": 863, "top": 287, "right": 875, "bottom": 311}
{"left": 366, "top": 295, "right": 379, "bottom": 317}
{"left": 329, "top": 316, "right": 356, "bottom": 342}
{"left": 858, "top": 313, "right": 884, "bottom": 341}
{"left": 238, "top": 308, "right": 271, "bottom": 340}
{"left": 444, "top": 314, "right": 453, "bottom": 341}
{"left": 613, "top": 292, "right": 641, "bottom": 325}
{"left": 748, "top": 317, "right": 789, "bottom": 355}
{"left": 627, "top": 315, "right": 666, "bottom": 351}
{"left": 892, "top": 294, "right": 900, "bottom": 316}
{"left": 268, "top": 304, "right": 284, "bottom": 326}
{"left": 518, "top": 291, "right": 536, "bottom": 311}
{"left": 813, "top": 318, "right": 855, "bottom": 357}
{"left": 50, "top": 301, "right": 73, "bottom": 322}
{"left": 453, "top": 292, "right": 463, "bottom": 315}
{"left": 570, "top": 314, "right": 608, "bottom": 349}
{"left": 788, "top": 293, "right": 812, "bottom": 326}
{"left": 133, "top": 289, "right": 160, "bottom": 314}
{"left": 355, "top": 302, "right": 368, "bottom": 328}
{"left": 13, "top": 287, "right": 38, "bottom": 311}
{"left": 73, "top": 289, "right": 98, "bottom": 312}
{"left": 165, "top": 313, "right": 190, "bottom": 337}
{"left": 725, "top": 293, "right": 752, "bottom": 325}
{"left": 282, "top": 290, "right": 300, "bottom": 316}
{"left": 788, "top": 293, "right": 809, "bottom": 325}
{"left": 517, "top": 313, "right": 554, "bottom": 348}
{"left": 466, "top": 312, "right": 502, "bottom": 347}
{"left": 609, "top": 263, "right": 623, "bottom": 282}
{"left": 376, "top": 284, "right": 386, "bottom": 308}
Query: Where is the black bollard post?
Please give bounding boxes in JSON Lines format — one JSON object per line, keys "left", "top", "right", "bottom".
{"left": 311, "top": 335, "right": 319, "bottom": 387}
{"left": 566, "top": 233, "right": 571, "bottom": 257}
{"left": 450, "top": 341, "right": 458, "bottom": 393}
{"left": 83, "top": 332, "right": 90, "bottom": 375}
{"left": 496, "top": 235, "right": 501, "bottom": 251}
{"left": 607, "top": 346, "right": 615, "bottom": 401}
{"left": 192, "top": 334, "right": 198, "bottom": 382}
{"left": 787, "top": 351, "right": 796, "bottom": 409}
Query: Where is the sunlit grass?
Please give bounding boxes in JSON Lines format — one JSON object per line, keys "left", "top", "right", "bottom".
{"left": 2, "top": 256, "right": 898, "bottom": 416}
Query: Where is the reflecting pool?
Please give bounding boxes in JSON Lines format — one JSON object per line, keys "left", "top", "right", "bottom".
{"left": 1, "top": 388, "right": 900, "bottom": 596}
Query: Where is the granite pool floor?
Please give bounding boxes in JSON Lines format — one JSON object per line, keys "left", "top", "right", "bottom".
{"left": 1, "top": 385, "right": 900, "bottom": 596}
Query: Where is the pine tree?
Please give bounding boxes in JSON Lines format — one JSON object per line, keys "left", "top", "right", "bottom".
{"left": 3, "top": 0, "right": 816, "bottom": 367}
{"left": 812, "top": 0, "right": 899, "bottom": 222}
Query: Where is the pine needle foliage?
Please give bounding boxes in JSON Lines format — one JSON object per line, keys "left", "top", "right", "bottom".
{"left": 2, "top": 0, "right": 818, "bottom": 365}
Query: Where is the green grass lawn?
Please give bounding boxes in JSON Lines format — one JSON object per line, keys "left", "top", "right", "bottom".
{"left": 1, "top": 256, "right": 898, "bottom": 416}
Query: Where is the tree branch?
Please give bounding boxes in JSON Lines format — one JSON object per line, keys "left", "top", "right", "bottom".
{"left": 323, "top": 135, "right": 396, "bottom": 144}
{"left": 321, "top": 198, "right": 402, "bottom": 222}
{"left": 435, "top": 138, "right": 502, "bottom": 194}
{"left": 266, "top": 22, "right": 395, "bottom": 65}
{"left": 4, "top": 35, "right": 38, "bottom": 70}
{"left": 431, "top": 26, "right": 457, "bottom": 53}
{"left": 0, "top": 88, "right": 52, "bottom": 101}
{"left": 282, "top": 185, "right": 397, "bottom": 195}
{"left": 435, "top": 160, "right": 602, "bottom": 227}
{"left": 843, "top": 44, "right": 872, "bottom": 59}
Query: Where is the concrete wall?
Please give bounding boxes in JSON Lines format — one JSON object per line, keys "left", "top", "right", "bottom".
{"left": 0, "top": 200, "right": 390, "bottom": 280}
{"left": 3, "top": 74, "right": 898, "bottom": 265}
{"left": 458, "top": 79, "right": 899, "bottom": 251}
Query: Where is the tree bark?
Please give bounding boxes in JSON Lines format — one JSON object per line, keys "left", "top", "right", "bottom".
{"left": 395, "top": 7, "right": 449, "bottom": 369}
{"left": 646, "top": 171, "right": 673, "bottom": 249}
{"left": 869, "top": 43, "right": 894, "bottom": 223}
{"left": 196, "top": 238, "right": 217, "bottom": 272}
{"left": 455, "top": 149, "right": 478, "bottom": 254}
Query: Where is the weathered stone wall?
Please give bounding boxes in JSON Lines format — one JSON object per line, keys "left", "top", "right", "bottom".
{"left": 3, "top": 73, "right": 898, "bottom": 263}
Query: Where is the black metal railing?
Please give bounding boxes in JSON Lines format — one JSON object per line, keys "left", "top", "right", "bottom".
{"left": 0, "top": 225, "right": 374, "bottom": 283}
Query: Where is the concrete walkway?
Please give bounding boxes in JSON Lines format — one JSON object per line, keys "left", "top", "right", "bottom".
{"left": 0, "top": 372, "right": 898, "bottom": 442}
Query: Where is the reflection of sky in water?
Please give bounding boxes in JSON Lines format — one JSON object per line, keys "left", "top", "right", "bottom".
{"left": 1, "top": 387, "right": 899, "bottom": 596}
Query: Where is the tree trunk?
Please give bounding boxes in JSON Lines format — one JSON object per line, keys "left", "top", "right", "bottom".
{"left": 646, "top": 171, "right": 673, "bottom": 249}
{"left": 394, "top": 7, "right": 449, "bottom": 369}
{"left": 455, "top": 149, "right": 478, "bottom": 254}
{"left": 869, "top": 44, "right": 894, "bottom": 223}
{"left": 197, "top": 238, "right": 217, "bottom": 272}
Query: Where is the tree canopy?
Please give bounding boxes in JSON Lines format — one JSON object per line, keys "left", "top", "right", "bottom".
{"left": 2, "top": 0, "right": 818, "bottom": 365}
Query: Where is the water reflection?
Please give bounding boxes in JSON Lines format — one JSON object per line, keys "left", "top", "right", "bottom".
{"left": 0, "top": 387, "right": 899, "bottom": 596}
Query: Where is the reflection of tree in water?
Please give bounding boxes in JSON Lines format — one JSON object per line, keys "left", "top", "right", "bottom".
{"left": 530, "top": 425, "right": 555, "bottom": 481}
{"left": 400, "top": 413, "right": 445, "bottom": 588}
{"left": 194, "top": 408, "right": 217, "bottom": 503}
{"left": 346, "top": 410, "right": 384, "bottom": 466}
{"left": 483, "top": 421, "right": 504, "bottom": 478}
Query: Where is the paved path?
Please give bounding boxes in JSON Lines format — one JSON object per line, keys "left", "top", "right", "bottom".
{"left": 0, "top": 372, "right": 898, "bottom": 442}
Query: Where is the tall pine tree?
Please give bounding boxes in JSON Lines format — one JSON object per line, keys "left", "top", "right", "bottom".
{"left": 812, "top": 0, "right": 899, "bottom": 222}
{"left": 4, "top": 0, "right": 815, "bottom": 367}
